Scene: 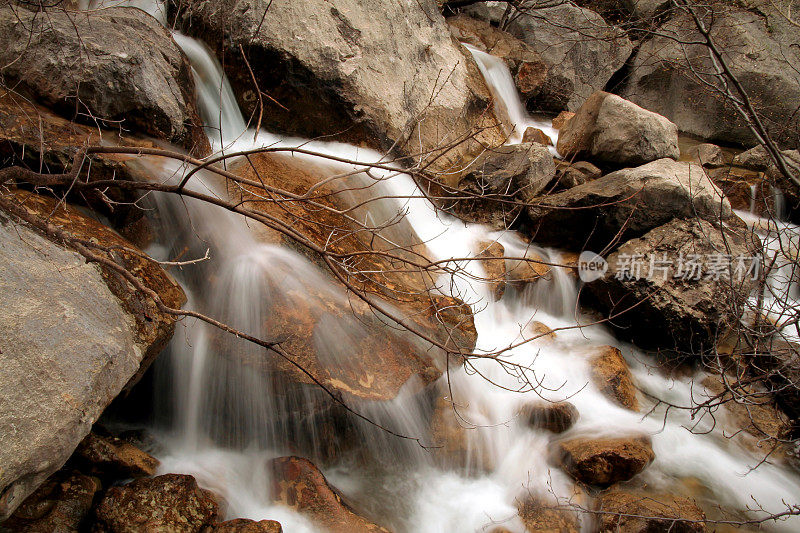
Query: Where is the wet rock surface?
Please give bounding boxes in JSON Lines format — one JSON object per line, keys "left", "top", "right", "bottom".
{"left": 268, "top": 456, "right": 390, "bottom": 533}
{"left": 588, "top": 346, "right": 639, "bottom": 411}
{"left": 554, "top": 436, "right": 655, "bottom": 485}
{"left": 93, "top": 474, "right": 220, "bottom": 532}
{"left": 520, "top": 402, "right": 579, "bottom": 433}
{"left": 595, "top": 489, "right": 706, "bottom": 532}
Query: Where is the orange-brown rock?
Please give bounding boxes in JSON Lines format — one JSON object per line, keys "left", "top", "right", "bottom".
{"left": 476, "top": 240, "right": 507, "bottom": 301}
{"left": 222, "top": 152, "right": 478, "bottom": 402}
{"left": 552, "top": 111, "right": 576, "bottom": 130}
{"left": 268, "top": 457, "right": 390, "bottom": 533}
{"left": 93, "top": 474, "right": 220, "bottom": 532}
{"left": 519, "top": 401, "right": 578, "bottom": 433}
{"left": 519, "top": 495, "right": 580, "bottom": 532}
{"left": 588, "top": 346, "right": 639, "bottom": 411}
{"left": 526, "top": 321, "right": 557, "bottom": 342}
{"left": 553, "top": 435, "right": 654, "bottom": 485}
{"left": 210, "top": 518, "right": 283, "bottom": 532}
{"left": 72, "top": 432, "right": 159, "bottom": 480}
{"left": 0, "top": 471, "right": 101, "bottom": 532}
{"left": 595, "top": 489, "right": 706, "bottom": 532}
{"left": 430, "top": 395, "right": 493, "bottom": 472}
{"left": 506, "top": 251, "right": 551, "bottom": 288}
{"left": 522, "top": 127, "right": 553, "bottom": 146}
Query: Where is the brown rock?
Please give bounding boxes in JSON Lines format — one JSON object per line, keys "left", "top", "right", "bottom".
{"left": 595, "top": 490, "right": 706, "bottom": 532}
{"left": 526, "top": 321, "right": 557, "bottom": 342}
{"left": 0, "top": 471, "right": 101, "bottom": 532}
{"left": 93, "top": 474, "right": 219, "bottom": 533}
{"left": 268, "top": 457, "right": 390, "bottom": 533}
{"left": 687, "top": 143, "right": 728, "bottom": 168}
{"left": 520, "top": 402, "right": 578, "bottom": 433}
{"left": 552, "top": 111, "right": 576, "bottom": 130}
{"left": 522, "top": 127, "right": 554, "bottom": 146}
{"left": 506, "top": 251, "right": 551, "bottom": 287}
{"left": 431, "top": 396, "right": 492, "bottom": 472}
{"left": 476, "top": 241, "right": 507, "bottom": 301}
{"left": 210, "top": 518, "right": 283, "bottom": 532}
{"left": 519, "top": 495, "right": 580, "bottom": 532}
{"left": 557, "top": 160, "right": 602, "bottom": 189}
{"left": 588, "top": 346, "right": 639, "bottom": 411}
{"left": 554, "top": 436, "right": 654, "bottom": 485}
{"left": 73, "top": 432, "right": 159, "bottom": 480}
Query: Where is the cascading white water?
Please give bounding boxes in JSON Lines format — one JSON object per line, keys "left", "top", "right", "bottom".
{"left": 80, "top": 2, "right": 800, "bottom": 530}
{"left": 463, "top": 44, "right": 559, "bottom": 152}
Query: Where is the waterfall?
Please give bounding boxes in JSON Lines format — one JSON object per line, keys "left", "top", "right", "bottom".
{"left": 463, "top": 44, "right": 559, "bottom": 151}
{"left": 76, "top": 2, "right": 800, "bottom": 531}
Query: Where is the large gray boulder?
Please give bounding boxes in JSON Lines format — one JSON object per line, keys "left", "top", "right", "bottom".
{"left": 584, "top": 217, "right": 756, "bottom": 352}
{"left": 0, "top": 191, "right": 184, "bottom": 520}
{"left": 464, "top": 1, "right": 633, "bottom": 112}
{"left": 620, "top": 1, "right": 800, "bottom": 149}
{"left": 556, "top": 91, "right": 680, "bottom": 166}
{"left": 527, "top": 158, "right": 732, "bottom": 250}
{"left": 174, "top": 0, "right": 504, "bottom": 171}
{"left": 0, "top": 5, "right": 209, "bottom": 155}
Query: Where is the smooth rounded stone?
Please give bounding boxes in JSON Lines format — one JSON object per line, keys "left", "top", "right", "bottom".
{"left": 527, "top": 158, "right": 732, "bottom": 251}
{"left": 519, "top": 495, "right": 580, "bottom": 532}
{"left": 475, "top": 240, "right": 507, "bottom": 301}
{"left": 0, "top": 5, "right": 208, "bottom": 155}
{"left": 464, "top": 2, "right": 633, "bottom": 112}
{"left": 430, "top": 395, "right": 494, "bottom": 473}
{"left": 519, "top": 401, "right": 579, "bottom": 433}
{"left": 584, "top": 218, "right": 756, "bottom": 353}
{"left": 587, "top": 346, "right": 639, "bottom": 411}
{"left": 268, "top": 457, "right": 391, "bottom": 533}
{"left": 553, "top": 435, "right": 655, "bottom": 485}
{"left": 595, "top": 489, "right": 706, "bottom": 532}
{"left": 72, "top": 432, "right": 159, "bottom": 480}
{"left": 620, "top": 3, "right": 800, "bottom": 150}
{"left": 93, "top": 474, "right": 219, "bottom": 533}
{"left": 0, "top": 471, "right": 101, "bottom": 532}
{"left": 556, "top": 91, "right": 680, "bottom": 167}
{"left": 552, "top": 111, "right": 576, "bottom": 130}
{"left": 0, "top": 191, "right": 184, "bottom": 521}
{"left": 210, "top": 518, "right": 283, "bottom": 532}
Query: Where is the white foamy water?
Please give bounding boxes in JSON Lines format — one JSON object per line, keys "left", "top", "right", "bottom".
{"left": 78, "top": 2, "right": 800, "bottom": 530}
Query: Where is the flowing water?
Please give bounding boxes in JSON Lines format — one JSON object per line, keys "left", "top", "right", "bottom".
{"left": 81, "top": 2, "right": 800, "bottom": 530}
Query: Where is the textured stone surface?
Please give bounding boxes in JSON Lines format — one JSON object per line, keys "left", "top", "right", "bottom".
{"left": 0, "top": 191, "right": 184, "bottom": 520}
{"left": 554, "top": 436, "right": 655, "bottom": 485}
{"left": 620, "top": 2, "right": 800, "bottom": 150}
{"left": 595, "top": 489, "right": 706, "bottom": 532}
{"left": 72, "top": 432, "right": 159, "bottom": 480}
{"left": 556, "top": 91, "right": 680, "bottom": 167}
{"left": 0, "top": 5, "right": 208, "bottom": 154}
{"left": 520, "top": 402, "right": 579, "bottom": 433}
{"left": 527, "top": 158, "right": 732, "bottom": 250}
{"left": 465, "top": 2, "right": 633, "bottom": 112}
{"left": 174, "top": 0, "right": 503, "bottom": 172}
{"left": 588, "top": 346, "right": 639, "bottom": 410}
{"left": 268, "top": 457, "right": 390, "bottom": 533}
{"left": 93, "top": 474, "right": 219, "bottom": 532}
{"left": 585, "top": 218, "right": 755, "bottom": 352}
